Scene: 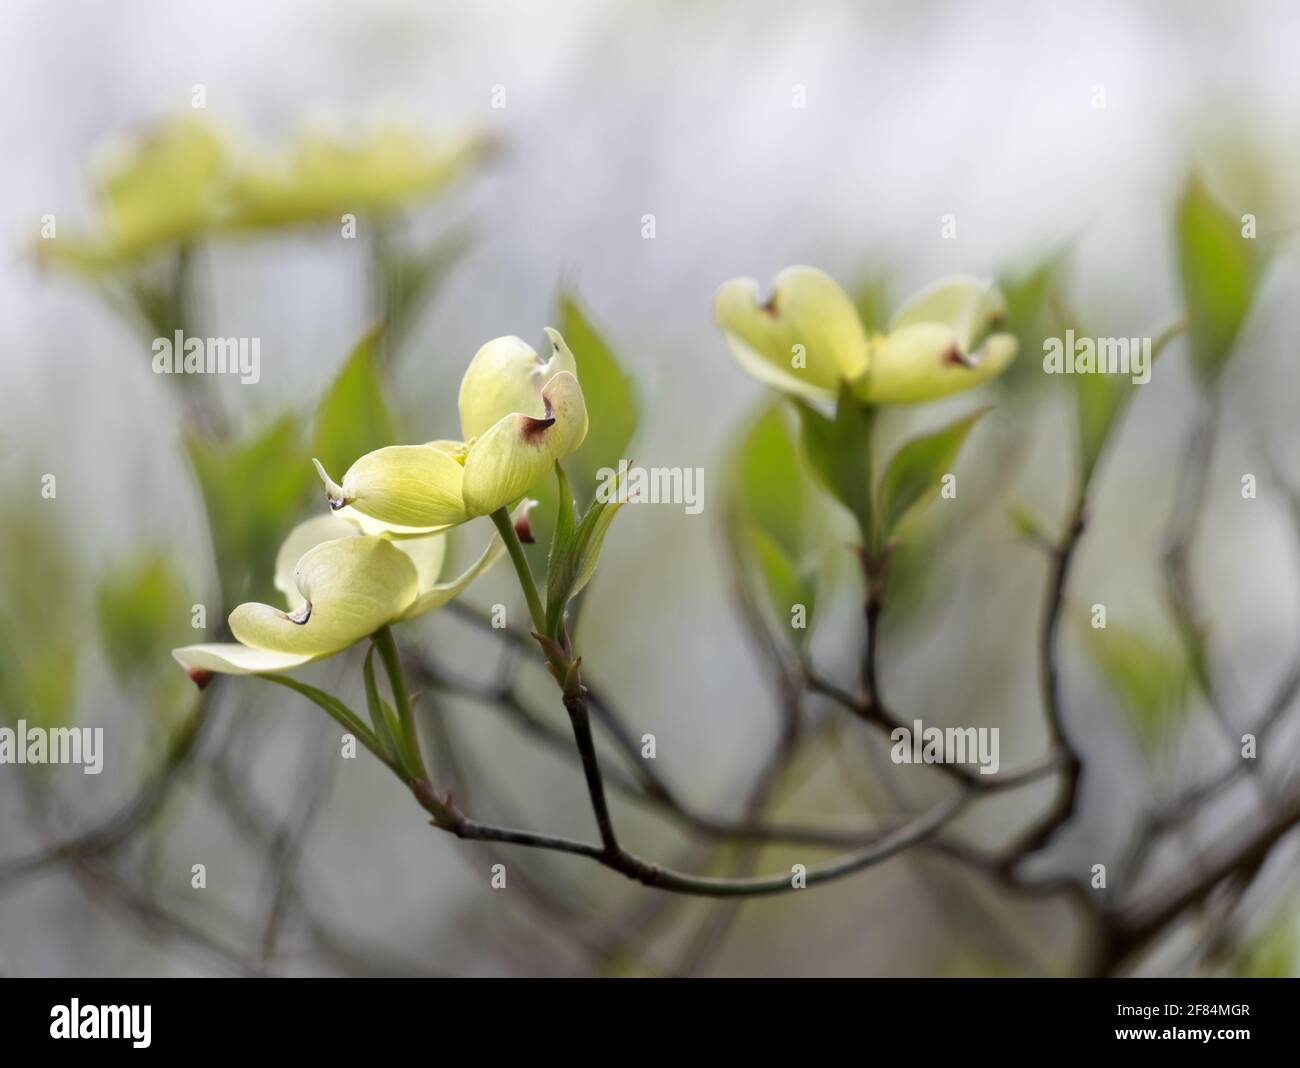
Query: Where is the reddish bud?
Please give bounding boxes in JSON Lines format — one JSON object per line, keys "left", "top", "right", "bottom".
{"left": 185, "top": 666, "right": 214, "bottom": 691}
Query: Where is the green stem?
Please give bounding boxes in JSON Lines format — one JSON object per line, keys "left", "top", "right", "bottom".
{"left": 860, "top": 402, "right": 880, "bottom": 555}
{"left": 490, "top": 507, "right": 548, "bottom": 638}
{"left": 373, "top": 625, "right": 427, "bottom": 780}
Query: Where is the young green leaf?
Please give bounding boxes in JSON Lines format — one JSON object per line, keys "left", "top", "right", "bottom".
{"left": 184, "top": 416, "right": 314, "bottom": 607}
{"left": 877, "top": 408, "right": 989, "bottom": 536}
{"left": 363, "top": 646, "right": 407, "bottom": 772}
{"left": 312, "top": 326, "right": 397, "bottom": 477}
{"left": 998, "top": 252, "right": 1066, "bottom": 393}
{"left": 795, "top": 382, "right": 874, "bottom": 539}
{"left": 1232, "top": 906, "right": 1300, "bottom": 978}
{"left": 1176, "top": 173, "right": 1260, "bottom": 387}
{"left": 724, "top": 402, "right": 826, "bottom": 646}
{"left": 1074, "top": 318, "right": 1183, "bottom": 484}
{"left": 0, "top": 512, "right": 79, "bottom": 731}
{"left": 732, "top": 402, "right": 808, "bottom": 559}
{"left": 1083, "top": 619, "right": 1192, "bottom": 754}
{"left": 546, "top": 463, "right": 579, "bottom": 591}
{"left": 544, "top": 486, "right": 625, "bottom": 638}
{"left": 742, "top": 522, "right": 818, "bottom": 649}
{"left": 1075, "top": 369, "right": 1128, "bottom": 482}
{"left": 1006, "top": 500, "right": 1051, "bottom": 546}
{"left": 558, "top": 294, "right": 640, "bottom": 507}
{"left": 96, "top": 554, "right": 188, "bottom": 683}
{"left": 522, "top": 296, "right": 638, "bottom": 576}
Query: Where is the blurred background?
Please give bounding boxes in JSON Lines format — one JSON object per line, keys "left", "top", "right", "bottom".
{"left": 1, "top": 0, "right": 1299, "bottom": 976}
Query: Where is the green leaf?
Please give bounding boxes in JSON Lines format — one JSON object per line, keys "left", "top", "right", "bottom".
{"left": 0, "top": 511, "right": 79, "bottom": 730}
{"left": 1233, "top": 907, "right": 1299, "bottom": 977}
{"left": 731, "top": 402, "right": 808, "bottom": 559}
{"left": 184, "top": 416, "right": 314, "bottom": 609}
{"left": 877, "top": 408, "right": 989, "bottom": 536}
{"left": 876, "top": 520, "right": 939, "bottom": 630}
{"left": 544, "top": 477, "right": 625, "bottom": 638}
{"left": 96, "top": 554, "right": 188, "bottom": 682}
{"left": 546, "top": 464, "right": 579, "bottom": 586}
{"left": 1074, "top": 319, "right": 1183, "bottom": 483}
{"left": 725, "top": 402, "right": 826, "bottom": 645}
{"left": 312, "top": 326, "right": 397, "bottom": 477}
{"left": 524, "top": 294, "right": 638, "bottom": 577}
{"left": 742, "top": 522, "right": 817, "bottom": 649}
{"left": 1006, "top": 500, "right": 1051, "bottom": 546}
{"left": 1083, "top": 619, "right": 1192, "bottom": 752}
{"left": 1076, "top": 369, "right": 1129, "bottom": 482}
{"left": 558, "top": 293, "right": 640, "bottom": 507}
{"left": 795, "top": 382, "right": 874, "bottom": 541}
{"left": 998, "top": 253, "right": 1065, "bottom": 392}
{"left": 362, "top": 646, "right": 408, "bottom": 773}
{"left": 1176, "top": 173, "right": 1260, "bottom": 387}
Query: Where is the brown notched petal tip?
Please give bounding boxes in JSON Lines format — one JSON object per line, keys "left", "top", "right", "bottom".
{"left": 520, "top": 385, "right": 560, "bottom": 444}
{"left": 944, "top": 344, "right": 978, "bottom": 369}
{"left": 519, "top": 414, "right": 556, "bottom": 443}
{"left": 286, "top": 601, "right": 312, "bottom": 625}
{"left": 311, "top": 458, "right": 352, "bottom": 511}
{"left": 185, "top": 666, "right": 214, "bottom": 690}
{"left": 514, "top": 513, "right": 535, "bottom": 543}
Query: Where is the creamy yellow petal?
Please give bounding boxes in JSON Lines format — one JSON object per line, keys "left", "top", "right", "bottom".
{"left": 458, "top": 331, "right": 578, "bottom": 442}
{"left": 228, "top": 126, "right": 487, "bottom": 228}
{"left": 888, "top": 277, "right": 1007, "bottom": 353}
{"left": 391, "top": 531, "right": 448, "bottom": 592}
{"left": 172, "top": 643, "right": 315, "bottom": 675}
{"left": 334, "top": 505, "right": 455, "bottom": 538}
{"left": 229, "top": 535, "right": 419, "bottom": 657}
{"left": 460, "top": 371, "right": 588, "bottom": 517}
{"left": 715, "top": 266, "right": 868, "bottom": 399}
{"left": 314, "top": 445, "right": 469, "bottom": 530}
{"left": 400, "top": 530, "right": 505, "bottom": 620}
{"left": 41, "top": 118, "right": 227, "bottom": 268}
{"left": 275, "top": 510, "right": 446, "bottom": 595}
{"left": 858, "top": 326, "right": 1019, "bottom": 404}
{"left": 273, "top": 514, "right": 361, "bottom": 610}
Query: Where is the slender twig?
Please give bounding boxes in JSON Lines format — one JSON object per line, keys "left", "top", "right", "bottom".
{"left": 417, "top": 778, "right": 971, "bottom": 898}
{"left": 411, "top": 642, "right": 1054, "bottom": 844}
{"left": 995, "top": 497, "right": 1087, "bottom": 867}
{"left": 1100, "top": 783, "right": 1300, "bottom": 973}
{"left": 562, "top": 688, "right": 622, "bottom": 853}
{"left": 1162, "top": 398, "right": 1256, "bottom": 756}
{"left": 411, "top": 533, "right": 977, "bottom": 897}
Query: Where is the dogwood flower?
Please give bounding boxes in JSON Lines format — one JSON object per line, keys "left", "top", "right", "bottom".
{"left": 37, "top": 117, "right": 227, "bottom": 269}
{"left": 715, "top": 266, "right": 1018, "bottom": 404}
{"left": 38, "top": 119, "right": 488, "bottom": 269}
{"left": 225, "top": 124, "right": 489, "bottom": 229}
{"left": 311, "top": 330, "right": 588, "bottom": 533}
{"left": 172, "top": 510, "right": 510, "bottom": 676}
